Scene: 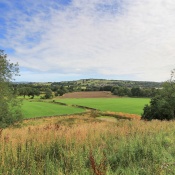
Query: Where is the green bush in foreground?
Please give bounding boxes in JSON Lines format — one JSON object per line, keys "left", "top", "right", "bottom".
{"left": 142, "top": 70, "right": 175, "bottom": 120}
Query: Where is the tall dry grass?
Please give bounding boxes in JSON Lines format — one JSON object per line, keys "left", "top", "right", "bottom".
{"left": 1, "top": 114, "right": 175, "bottom": 174}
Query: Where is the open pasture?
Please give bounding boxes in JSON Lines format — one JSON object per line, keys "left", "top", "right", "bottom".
{"left": 21, "top": 101, "right": 85, "bottom": 119}
{"left": 56, "top": 97, "right": 150, "bottom": 115}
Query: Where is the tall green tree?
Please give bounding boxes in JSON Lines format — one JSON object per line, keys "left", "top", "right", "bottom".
{"left": 44, "top": 88, "right": 53, "bottom": 99}
{"left": 131, "top": 87, "right": 142, "bottom": 97}
{"left": 142, "top": 69, "right": 175, "bottom": 120}
{"left": 0, "top": 50, "right": 22, "bottom": 128}
{"left": 18, "top": 87, "right": 40, "bottom": 99}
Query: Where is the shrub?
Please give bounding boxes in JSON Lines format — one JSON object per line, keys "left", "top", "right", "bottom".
{"left": 142, "top": 70, "right": 175, "bottom": 120}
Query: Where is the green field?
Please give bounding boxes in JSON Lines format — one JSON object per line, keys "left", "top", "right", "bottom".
{"left": 21, "top": 98, "right": 150, "bottom": 119}
{"left": 21, "top": 101, "right": 85, "bottom": 119}
{"left": 56, "top": 98, "right": 150, "bottom": 115}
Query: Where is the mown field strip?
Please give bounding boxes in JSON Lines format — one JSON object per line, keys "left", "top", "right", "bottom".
{"left": 55, "top": 97, "right": 150, "bottom": 115}
{"left": 21, "top": 101, "right": 85, "bottom": 119}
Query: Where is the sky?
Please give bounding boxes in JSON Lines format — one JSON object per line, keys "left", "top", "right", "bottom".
{"left": 0, "top": 0, "right": 175, "bottom": 82}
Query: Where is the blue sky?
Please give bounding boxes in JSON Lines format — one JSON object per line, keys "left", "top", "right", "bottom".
{"left": 0, "top": 0, "right": 175, "bottom": 82}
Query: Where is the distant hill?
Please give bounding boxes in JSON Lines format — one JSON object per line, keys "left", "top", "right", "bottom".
{"left": 52, "top": 79, "right": 162, "bottom": 88}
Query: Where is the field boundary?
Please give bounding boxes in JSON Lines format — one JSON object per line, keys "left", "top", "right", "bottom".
{"left": 99, "top": 112, "right": 141, "bottom": 120}
{"left": 23, "top": 111, "right": 140, "bottom": 121}
{"left": 52, "top": 101, "right": 97, "bottom": 110}
{"left": 23, "top": 112, "right": 88, "bottom": 121}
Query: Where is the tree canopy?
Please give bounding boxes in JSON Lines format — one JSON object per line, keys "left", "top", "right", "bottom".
{"left": 142, "top": 69, "right": 175, "bottom": 120}
{"left": 0, "top": 50, "right": 22, "bottom": 128}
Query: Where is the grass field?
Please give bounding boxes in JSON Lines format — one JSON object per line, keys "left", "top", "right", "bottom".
{"left": 55, "top": 97, "right": 150, "bottom": 115}
{"left": 21, "top": 101, "right": 85, "bottom": 119}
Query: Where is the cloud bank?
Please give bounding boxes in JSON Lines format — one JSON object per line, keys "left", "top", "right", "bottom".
{"left": 0, "top": 0, "right": 175, "bottom": 82}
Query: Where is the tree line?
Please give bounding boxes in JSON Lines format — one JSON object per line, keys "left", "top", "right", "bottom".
{"left": 16, "top": 83, "right": 160, "bottom": 99}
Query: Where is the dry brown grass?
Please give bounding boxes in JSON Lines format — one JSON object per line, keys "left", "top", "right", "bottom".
{"left": 1, "top": 113, "right": 175, "bottom": 174}
{"left": 1, "top": 114, "right": 102, "bottom": 147}
{"left": 1, "top": 113, "right": 172, "bottom": 149}
{"left": 103, "top": 111, "right": 141, "bottom": 120}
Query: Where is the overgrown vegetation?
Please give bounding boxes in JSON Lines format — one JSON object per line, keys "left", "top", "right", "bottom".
{"left": 1, "top": 115, "right": 175, "bottom": 174}
{"left": 0, "top": 50, "right": 22, "bottom": 128}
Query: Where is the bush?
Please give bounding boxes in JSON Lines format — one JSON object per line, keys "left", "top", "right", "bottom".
{"left": 142, "top": 70, "right": 175, "bottom": 120}
{"left": 142, "top": 96, "right": 174, "bottom": 120}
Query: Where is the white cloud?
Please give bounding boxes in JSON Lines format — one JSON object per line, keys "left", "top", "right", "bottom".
{"left": 1, "top": 0, "right": 175, "bottom": 82}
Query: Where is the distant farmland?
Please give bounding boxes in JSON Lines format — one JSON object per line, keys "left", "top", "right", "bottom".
{"left": 56, "top": 97, "right": 150, "bottom": 115}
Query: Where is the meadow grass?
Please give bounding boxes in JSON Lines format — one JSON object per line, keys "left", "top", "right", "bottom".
{"left": 21, "top": 101, "right": 85, "bottom": 119}
{"left": 56, "top": 97, "right": 150, "bottom": 115}
{"left": 1, "top": 114, "right": 175, "bottom": 175}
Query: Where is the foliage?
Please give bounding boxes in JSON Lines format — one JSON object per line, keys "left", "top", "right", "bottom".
{"left": 111, "top": 86, "right": 158, "bottom": 97}
{"left": 142, "top": 69, "right": 175, "bottom": 120}
{"left": 131, "top": 87, "right": 142, "bottom": 96}
{"left": 55, "top": 86, "right": 68, "bottom": 96}
{"left": 44, "top": 88, "right": 53, "bottom": 99}
{"left": 0, "top": 50, "right": 22, "bottom": 128}
{"left": 18, "top": 87, "right": 40, "bottom": 98}
{"left": 112, "top": 86, "right": 131, "bottom": 96}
